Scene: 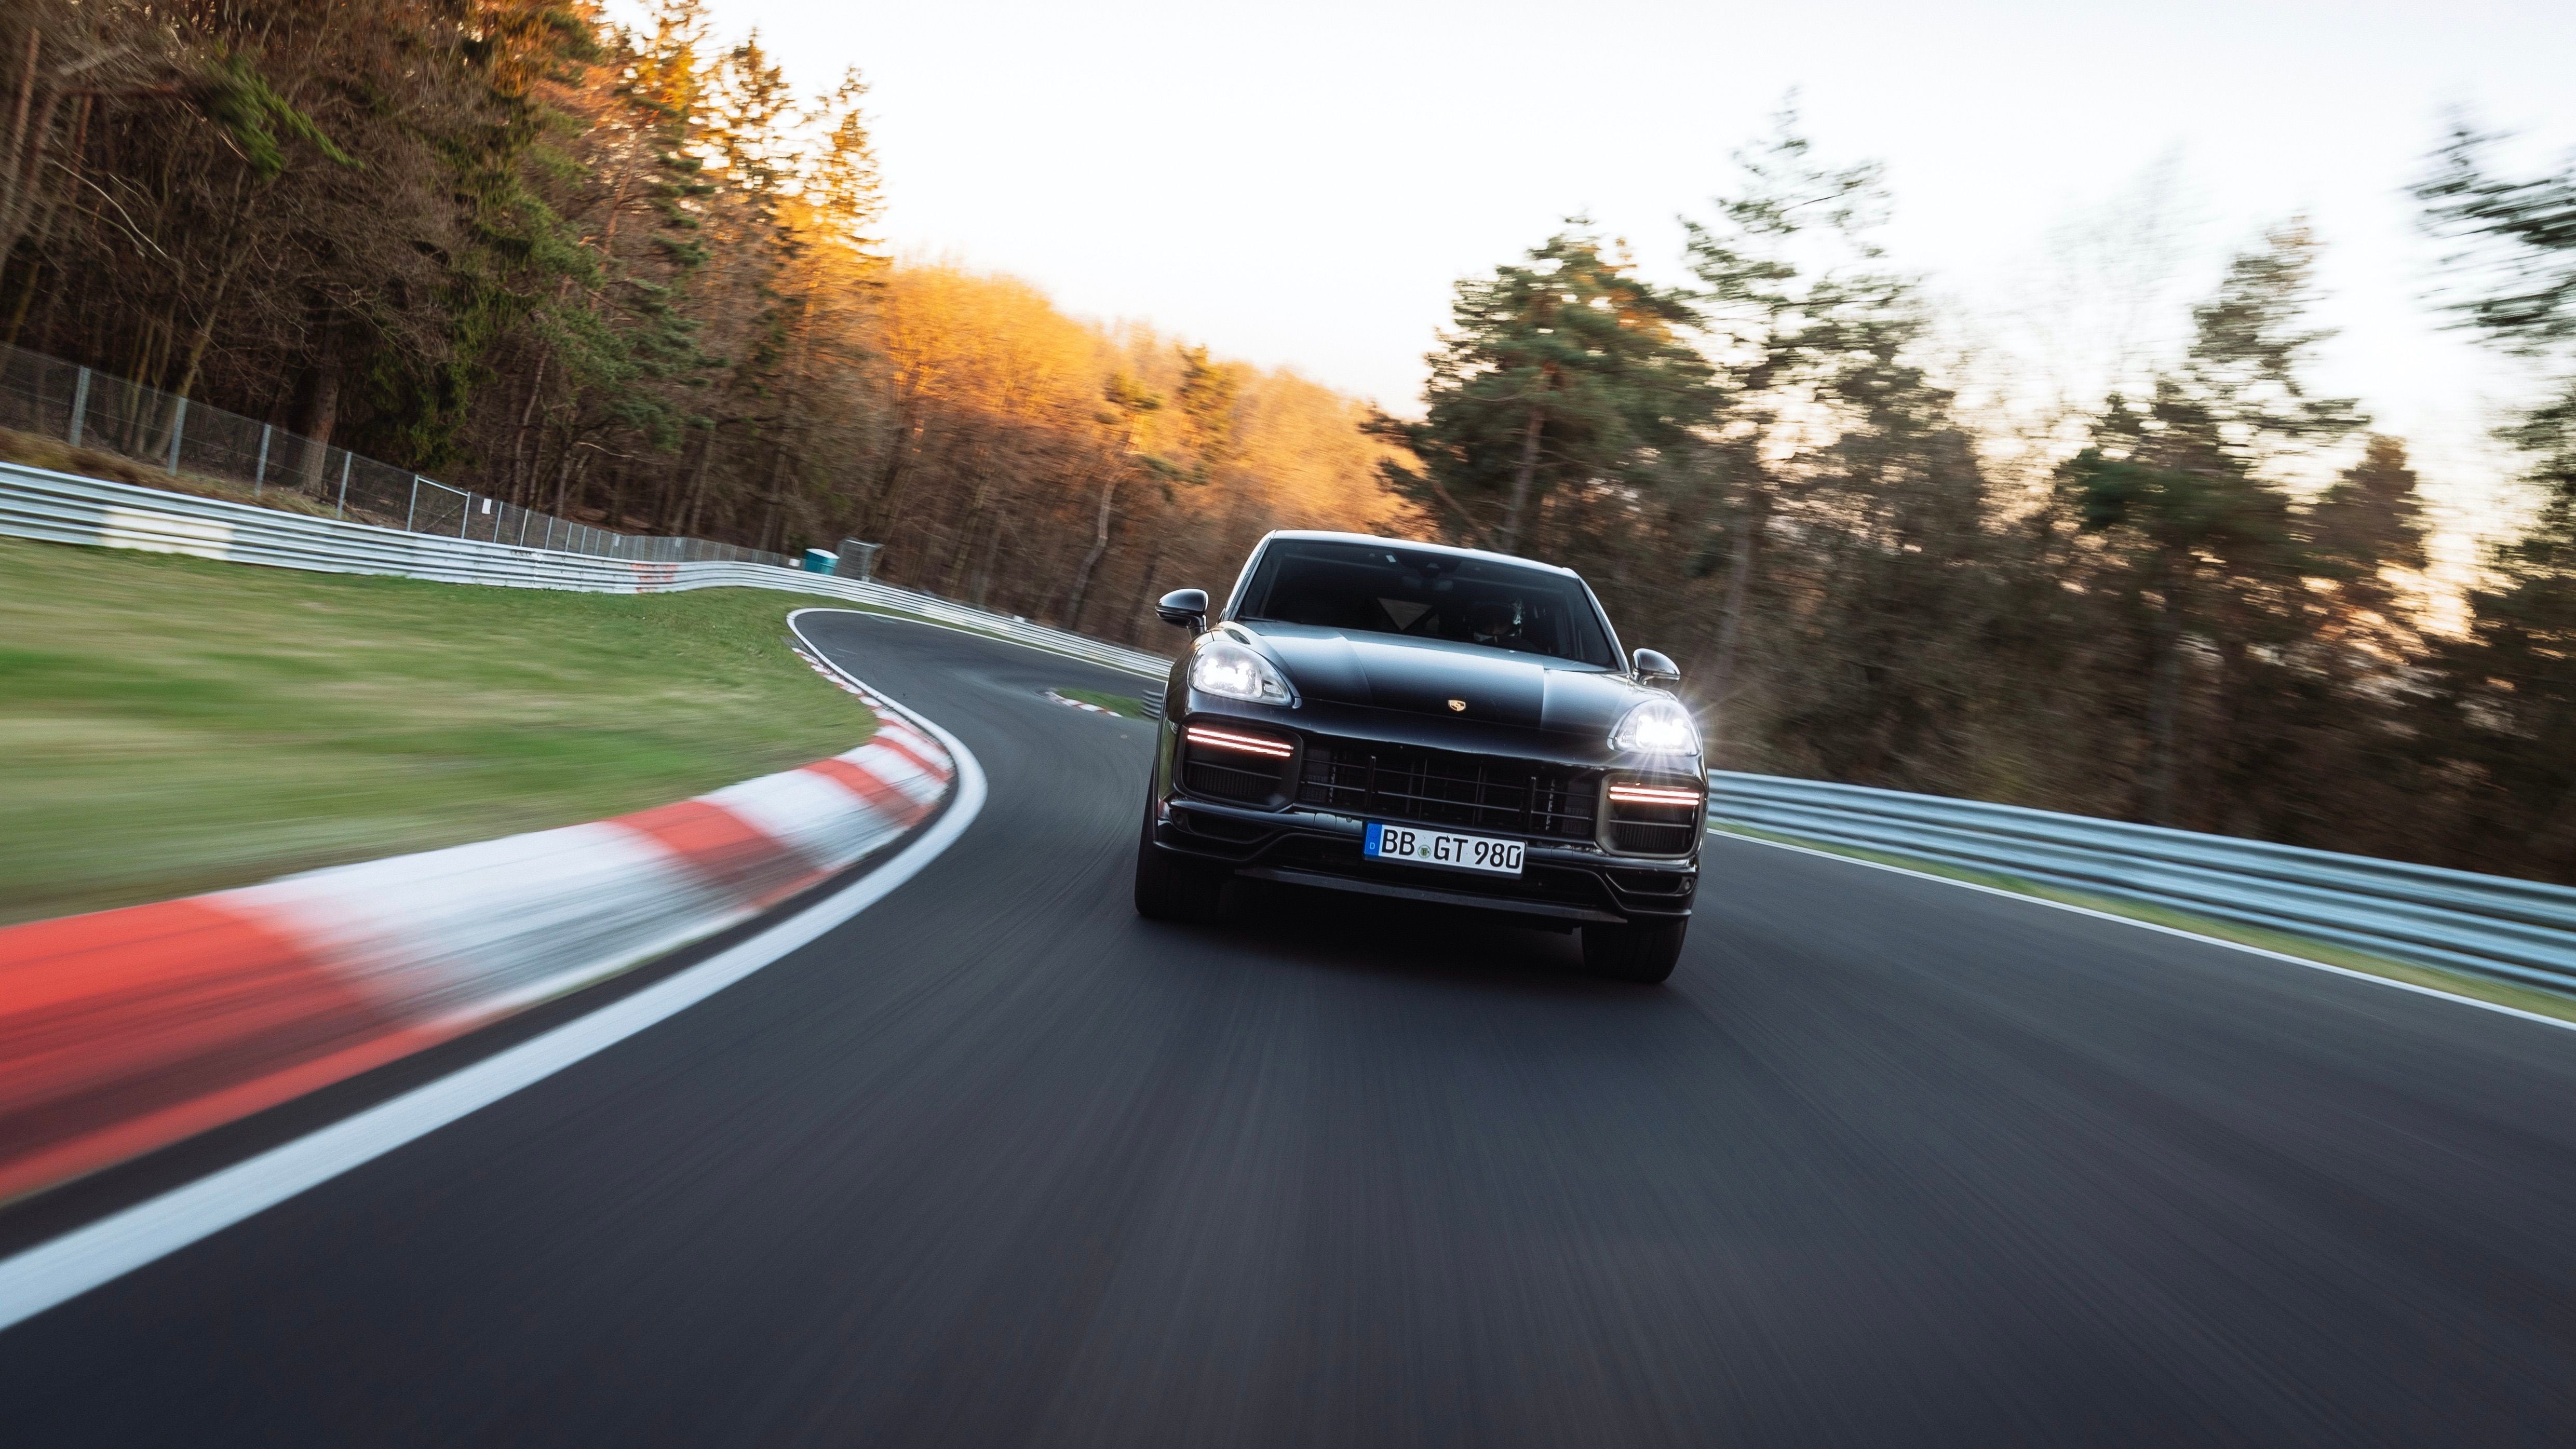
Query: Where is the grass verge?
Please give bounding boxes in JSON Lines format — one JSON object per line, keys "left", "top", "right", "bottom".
{"left": 1712, "top": 822, "right": 2576, "bottom": 1027}
{"left": 1055, "top": 686, "right": 1144, "bottom": 717}
{"left": 0, "top": 538, "right": 868, "bottom": 926}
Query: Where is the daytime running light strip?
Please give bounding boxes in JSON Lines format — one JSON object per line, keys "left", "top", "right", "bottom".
{"left": 1607, "top": 784, "right": 1705, "bottom": 806}
{"left": 1185, "top": 725, "right": 1294, "bottom": 758}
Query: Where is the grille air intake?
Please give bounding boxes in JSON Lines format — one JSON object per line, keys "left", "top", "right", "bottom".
{"left": 1606, "top": 779, "right": 1701, "bottom": 856}
{"left": 1298, "top": 742, "right": 1596, "bottom": 841}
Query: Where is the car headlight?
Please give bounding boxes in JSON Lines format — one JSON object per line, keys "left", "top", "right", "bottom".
{"left": 1610, "top": 698, "right": 1699, "bottom": 755}
{"left": 1190, "top": 638, "right": 1294, "bottom": 705}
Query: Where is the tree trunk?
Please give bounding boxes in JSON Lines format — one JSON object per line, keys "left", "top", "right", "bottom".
{"left": 1129, "top": 537, "right": 1167, "bottom": 644}
{"left": 1498, "top": 402, "right": 1544, "bottom": 553}
{"left": 2144, "top": 558, "right": 2189, "bottom": 827}
{"left": 293, "top": 317, "right": 344, "bottom": 493}
{"left": 509, "top": 350, "right": 548, "bottom": 506}
{"left": 970, "top": 517, "right": 1004, "bottom": 608}
{"left": 683, "top": 426, "right": 719, "bottom": 535}
{"left": 0, "top": 32, "right": 58, "bottom": 295}
{"left": 167, "top": 234, "right": 254, "bottom": 408}
{"left": 550, "top": 428, "right": 581, "bottom": 515}
{"left": 1063, "top": 471, "right": 1121, "bottom": 629}
{"left": 861, "top": 408, "right": 922, "bottom": 540}
{"left": 0, "top": 25, "right": 36, "bottom": 245}
{"left": 1705, "top": 490, "right": 1770, "bottom": 764}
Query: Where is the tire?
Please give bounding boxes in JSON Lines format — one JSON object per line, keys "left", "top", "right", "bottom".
{"left": 1581, "top": 917, "right": 1687, "bottom": 983}
{"left": 1134, "top": 799, "right": 1227, "bottom": 923}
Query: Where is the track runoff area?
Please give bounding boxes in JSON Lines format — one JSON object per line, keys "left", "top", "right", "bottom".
{"left": 2, "top": 608, "right": 2571, "bottom": 1444}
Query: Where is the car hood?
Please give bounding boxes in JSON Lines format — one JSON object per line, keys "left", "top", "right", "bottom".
{"left": 1235, "top": 622, "right": 1650, "bottom": 737}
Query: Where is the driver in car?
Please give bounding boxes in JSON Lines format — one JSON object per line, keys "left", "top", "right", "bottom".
{"left": 1467, "top": 599, "right": 1526, "bottom": 650}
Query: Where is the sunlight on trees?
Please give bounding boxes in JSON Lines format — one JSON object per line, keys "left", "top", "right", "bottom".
{"left": 4, "top": 6, "right": 2574, "bottom": 881}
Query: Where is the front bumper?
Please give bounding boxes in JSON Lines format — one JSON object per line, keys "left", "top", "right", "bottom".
{"left": 1148, "top": 795, "right": 1698, "bottom": 926}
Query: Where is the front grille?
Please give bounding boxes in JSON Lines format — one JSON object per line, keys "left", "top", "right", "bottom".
{"left": 1298, "top": 741, "right": 1597, "bottom": 841}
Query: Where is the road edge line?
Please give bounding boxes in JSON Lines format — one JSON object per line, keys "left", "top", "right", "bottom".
{"left": 1714, "top": 829, "right": 2576, "bottom": 1035}
{"left": 786, "top": 601, "right": 1166, "bottom": 679}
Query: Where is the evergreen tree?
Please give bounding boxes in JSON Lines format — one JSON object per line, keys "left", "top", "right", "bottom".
{"left": 1676, "top": 120, "right": 1904, "bottom": 722}
{"left": 1374, "top": 226, "right": 1708, "bottom": 557}
{"left": 2059, "top": 224, "right": 2363, "bottom": 826}
{"left": 805, "top": 69, "right": 889, "bottom": 270}
{"left": 2415, "top": 124, "right": 2576, "bottom": 875}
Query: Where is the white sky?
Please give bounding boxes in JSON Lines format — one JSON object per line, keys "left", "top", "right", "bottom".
{"left": 702, "top": 0, "right": 2575, "bottom": 545}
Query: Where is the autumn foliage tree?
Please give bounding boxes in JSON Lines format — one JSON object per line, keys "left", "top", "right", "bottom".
{"left": 0, "top": 0, "right": 1406, "bottom": 644}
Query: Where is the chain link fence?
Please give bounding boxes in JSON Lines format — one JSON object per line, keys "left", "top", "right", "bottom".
{"left": 0, "top": 341, "right": 791, "bottom": 567}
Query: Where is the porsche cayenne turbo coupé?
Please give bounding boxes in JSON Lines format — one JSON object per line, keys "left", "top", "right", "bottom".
{"left": 1133, "top": 532, "right": 1704, "bottom": 982}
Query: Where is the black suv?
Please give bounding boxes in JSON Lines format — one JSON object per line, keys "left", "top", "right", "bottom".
{"left": 1133, "top": 532, "right": 1704, "bottom": 982}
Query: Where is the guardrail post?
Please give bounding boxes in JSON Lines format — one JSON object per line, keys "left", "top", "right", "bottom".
{"left": 335, "top": 452, "right": 351, "bottom": 518}
{"left": 67, "top": 367, "right": 88, "bottom": 448}
{"left": 253, "top": 424, "right": 271, "bottom": 498}
{"left": 406, "top": 475, "right": 419, "bottom": 531}
{"left": 458, "top": 490, "right": 471, "bottom": 538}
{"left": 164, "top": 397, "right": 186, "bottom": 474}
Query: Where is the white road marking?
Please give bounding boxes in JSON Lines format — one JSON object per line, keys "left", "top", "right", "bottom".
{"left": 1714, "top": 829, "right": 2576, "bottom": 1035}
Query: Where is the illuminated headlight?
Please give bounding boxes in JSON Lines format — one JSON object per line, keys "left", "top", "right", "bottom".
{"left": 1610, "top": 698, "right": 1699, "bottom": 755}
{"left": 1189, "top": 638, "right": 1294, "bottom": 705}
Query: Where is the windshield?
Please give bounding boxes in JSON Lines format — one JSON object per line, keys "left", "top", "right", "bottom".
{"left": 1236, "top": 540, "right": 1617, "bottom": 667}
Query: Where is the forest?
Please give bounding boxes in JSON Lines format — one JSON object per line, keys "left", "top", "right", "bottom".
{"left": 0, "top": 0, "right": 1407, "bottom": 640}
{"left": 2, "top": 2, "right": 2572, "bottom": 883}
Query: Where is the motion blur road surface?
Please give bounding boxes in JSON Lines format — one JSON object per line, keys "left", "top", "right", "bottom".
{"left": 5, "top": 610, "right": 2574, "bottom": 1445}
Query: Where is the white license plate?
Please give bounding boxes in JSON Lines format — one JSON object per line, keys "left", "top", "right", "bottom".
{"left": 1364, "top": 822, "right": 1525, "bottom": 876}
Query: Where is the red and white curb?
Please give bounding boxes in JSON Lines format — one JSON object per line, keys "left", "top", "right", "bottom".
{"left": 1043, "top": 689, "right": 1123, "bottom": 717}
{"left": 0, "top": 632, "right": 955, "bottom": 1206}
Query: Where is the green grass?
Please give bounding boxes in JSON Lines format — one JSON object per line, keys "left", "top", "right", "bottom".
{"left": 1712, "top": 822, "right": 2576, "bottom": 1026}
{"left": 1056, "top": 686, "right": 1145, "bottom": 717}
{"left": 0, "top": 538, "right": 871, "bottom": 926}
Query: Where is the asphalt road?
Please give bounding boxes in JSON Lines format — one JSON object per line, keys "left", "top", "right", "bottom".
{"left": 5, "top": 608, "right": 2573, "bottom": 1445}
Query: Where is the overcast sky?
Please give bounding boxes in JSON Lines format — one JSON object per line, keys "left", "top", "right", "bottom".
{"left": 700, "top": 0, "right": 2575, "bottom": 540}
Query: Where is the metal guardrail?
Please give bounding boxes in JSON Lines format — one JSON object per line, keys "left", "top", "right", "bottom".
{"left": 44, "top": 450, "right": 2560, "bottom": 995}
{"left": 0, "top": 341, "right": 789, "bottom": 567}
{"left": 0, "top": 461, "right": 1174, "bottom": 678}
{"left": 1710, "top": 771, "right": 2576, "bottom": 993}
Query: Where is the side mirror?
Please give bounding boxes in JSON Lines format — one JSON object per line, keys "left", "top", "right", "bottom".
{"left": 1156, "top": 588, "right": 1210, "bottom": 632}
{"left": 1632, "top": 648, "right": 1680, "bottom": 687}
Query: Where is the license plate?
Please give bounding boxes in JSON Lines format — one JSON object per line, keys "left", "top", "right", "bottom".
{"left": 1364, "top": 822, "right": 1525, "bottom": 876}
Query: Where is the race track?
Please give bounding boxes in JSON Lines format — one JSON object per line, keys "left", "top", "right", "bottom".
{"left": 4, "top": 608, "right": 2573, "bottom": 1445}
